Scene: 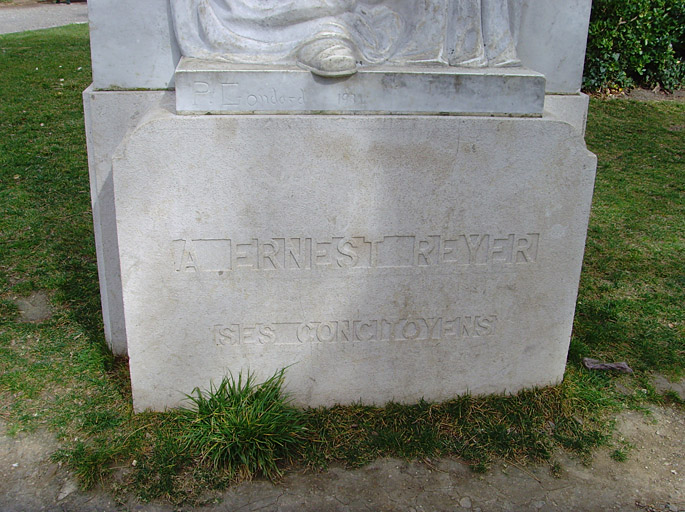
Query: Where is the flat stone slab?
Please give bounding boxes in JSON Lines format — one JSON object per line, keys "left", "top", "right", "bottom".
{"left": 175, "top": 57, "right": 545, "bottom": 116}
{"left": 113, "top": 103, "right": 595, "bottom": 412}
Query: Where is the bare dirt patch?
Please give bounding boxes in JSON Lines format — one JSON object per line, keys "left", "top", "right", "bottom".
{"left": 589, "top": 88, "right": 685, "bottom": 104}
{"left": 622, "top": 88, "right": 685, "bottom": 103}
{"left": 1, "top": 406, "right": 683, "bottom": 511}
{"left": 12, "top": 291, "right": 52, "bottom": 323}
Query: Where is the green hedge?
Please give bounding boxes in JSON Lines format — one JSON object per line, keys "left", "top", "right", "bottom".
{"left": 584, "top": 0, "right": 685, "bottom": 91}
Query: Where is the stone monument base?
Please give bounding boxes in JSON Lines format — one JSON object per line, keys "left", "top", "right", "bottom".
{"left": 111, "top": 95, "right": 595, "bottom": 412}
{"left": 175, "top": 57, "right": 546, "bottom": 116}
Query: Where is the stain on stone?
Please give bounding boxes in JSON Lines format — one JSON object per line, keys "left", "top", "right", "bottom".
{"left": 13, "top": 291, "right": 52, "bottom": 323}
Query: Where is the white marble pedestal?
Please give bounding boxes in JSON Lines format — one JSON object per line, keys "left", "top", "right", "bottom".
{"left": 109, "top": 95, "right": 596, "bottom": 412}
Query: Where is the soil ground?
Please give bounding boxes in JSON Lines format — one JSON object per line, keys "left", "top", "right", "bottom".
{"left": 621, "top": 89, "right": 685, "bottom": 103}
{"left": 1, "top": 406, "right": 683, "bottom": 511}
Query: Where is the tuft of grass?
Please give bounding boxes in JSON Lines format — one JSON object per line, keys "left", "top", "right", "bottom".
{"left": 180, "top": 370, "right": 306, "bottom": 480}
{"left": 609, "top": 435, "right": 634, "bottom": 463}
{"left": 610, "top": 448, "right": 628, "bottom": 462}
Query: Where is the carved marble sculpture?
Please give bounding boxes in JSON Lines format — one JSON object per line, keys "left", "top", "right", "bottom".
{"left": 171, "top": 0, "right": 522, "bottom": 77}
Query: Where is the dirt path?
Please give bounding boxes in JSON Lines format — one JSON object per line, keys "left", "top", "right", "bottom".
{"left": 1, "top": 406, "right": 683, "bottom": 511}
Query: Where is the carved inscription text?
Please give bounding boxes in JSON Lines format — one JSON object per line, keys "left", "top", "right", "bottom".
{"left": 191, "top": 82, "right": 365, "bottom": 110}
{"left": 193, "top": 81, "right": 309, "bottom": 109}
{"left": 173, "top": 233, "right": 539, "bottom": 272}
{"left": 213, "top": 315, "right": 498, "bottom": 346}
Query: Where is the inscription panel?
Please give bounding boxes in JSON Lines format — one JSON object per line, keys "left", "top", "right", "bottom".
{"left": 113, "top": 113, "right": 597, "bottom": 412}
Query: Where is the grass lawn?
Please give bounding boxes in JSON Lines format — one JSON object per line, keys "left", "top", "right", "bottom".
{"left": 0, "top": 25, "right": 683, "bottom": 503}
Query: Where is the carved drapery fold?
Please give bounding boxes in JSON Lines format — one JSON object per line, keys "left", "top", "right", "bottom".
{"left": 170, "top": 0, "right": 522, "bottom": 71}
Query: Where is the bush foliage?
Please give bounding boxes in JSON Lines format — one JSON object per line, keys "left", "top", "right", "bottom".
{"left": 584, "top": 0, "right": 685, "bottom": 91}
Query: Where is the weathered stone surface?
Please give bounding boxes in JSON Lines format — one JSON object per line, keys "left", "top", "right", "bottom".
{"left": 85, "top": 90, "right": 591, "bottom": 356}
{"left": 517, "top": 0, "right": 593, "bottom": 93}
{"left": 88, "top": 0, "right": 180, "bottom": 90}
{"left": 175, "top": 58, "right": 545, "bottom": 115}
{"left": 88, "top": 0, "right": 592, "bottom": 94}
{"left": 112, "top": 101, "right": 596, "bottom": 411}
{"left": 83, "top": 86, "right": 169, "bottom": 355}
{"left": 543, "top": 93, "right": 590, "bottom": 137}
